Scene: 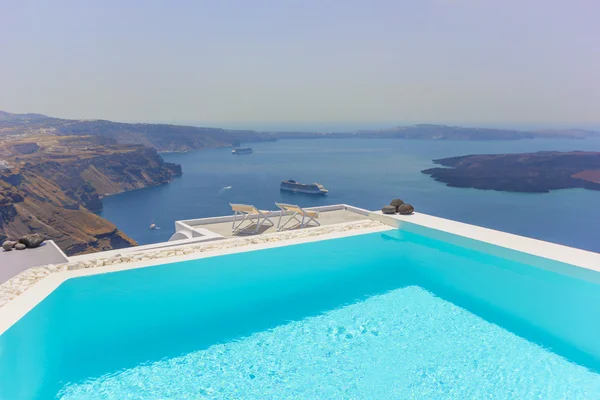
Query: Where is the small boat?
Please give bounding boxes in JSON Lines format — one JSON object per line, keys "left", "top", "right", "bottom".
{"left": 149, "top": 223, "right": 156, "bottom": 229}
{"left": 280, "top": 179, "right": 328, "bottom": 195}
{"left": 232, "top": 147, "right": 253, "bottom": 155}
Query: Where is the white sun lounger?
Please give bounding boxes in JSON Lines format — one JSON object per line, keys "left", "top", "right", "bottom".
{"left": 230, "top": 203, "right": 275, "bottom": 234}
{"left": 275, "top": 202, "right": 320, "bottom": 231}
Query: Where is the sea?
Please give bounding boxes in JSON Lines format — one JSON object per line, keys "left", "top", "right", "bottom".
{"left": 99, "top": 138, "right": 600, "bottom": 253}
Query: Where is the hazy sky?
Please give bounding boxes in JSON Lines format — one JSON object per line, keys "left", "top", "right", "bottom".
{"left": 1, "top": 0, "right": 599, "bottom": 129}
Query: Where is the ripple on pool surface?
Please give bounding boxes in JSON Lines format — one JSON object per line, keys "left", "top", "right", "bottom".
{"left": 60, "top": 286, "right": 600, "bottom": 399}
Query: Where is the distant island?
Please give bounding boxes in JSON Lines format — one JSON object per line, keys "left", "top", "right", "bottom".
{"left": 2, "top": 109, "right": 600, "bottom": 255}
{"left": 422, "top": 151, "right": 600, "bottom": 193}
{"left": 269, "top": 124, "right": 600, "bottom": 141}
{"left": 2, "top": 111, "right": 599, "bottom": 149}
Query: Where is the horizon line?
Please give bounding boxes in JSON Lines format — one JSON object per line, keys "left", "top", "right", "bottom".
{"left": 2, "top": 108, "right": 600, "bottom": 132}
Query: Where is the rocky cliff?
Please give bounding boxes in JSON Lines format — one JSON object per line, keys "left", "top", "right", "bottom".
{"left": 0, "top": 171, "right": 137, "bottom": 255}
{"left": 0, "top": 111, "right": 275, "bottom": 152}
{"left": 0, "top": 137, "right": 182, "bottom": 255}
{"left": 21, "top": 144, "right": 182, "bottom": 212}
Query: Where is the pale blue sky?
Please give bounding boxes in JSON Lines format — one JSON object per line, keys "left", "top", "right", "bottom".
{"left": 1, "top": 0, "right": 599, "bottom": 129}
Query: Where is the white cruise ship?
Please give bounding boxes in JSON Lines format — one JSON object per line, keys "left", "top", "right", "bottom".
{"left": 280, "top": 179, "right": 328, "bottom": 195}
{"left": 231, "top": 147, "right": 253, "bottom": 155}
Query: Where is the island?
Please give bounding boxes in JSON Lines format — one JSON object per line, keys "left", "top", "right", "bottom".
{"left": 269, "top": 124, "right": 600, "bottom": 141}
{"left": 422, "top": 151, "right": 600, "bottom": 193}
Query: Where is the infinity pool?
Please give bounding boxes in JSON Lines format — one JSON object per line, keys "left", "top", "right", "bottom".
{"left": 1, "top": 229, "right": 600, "bottom": 399}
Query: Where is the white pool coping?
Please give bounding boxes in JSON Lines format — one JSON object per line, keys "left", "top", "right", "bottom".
{"left": 2, "top": 204, "right": 600, "bottom": 336}
{"left": 0, "top": 223, "right": 390, "bottom": 335}
{"left": 371, "top": 211, "right": 600, "bottom": 273}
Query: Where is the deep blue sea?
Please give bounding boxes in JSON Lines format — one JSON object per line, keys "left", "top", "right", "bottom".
{"left": 100, "top": 138, "right": 600, "bottom": 253}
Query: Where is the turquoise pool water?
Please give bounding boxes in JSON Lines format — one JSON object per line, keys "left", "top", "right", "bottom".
{"left": 1, "top": 229, "right": 600, "bottom": 399}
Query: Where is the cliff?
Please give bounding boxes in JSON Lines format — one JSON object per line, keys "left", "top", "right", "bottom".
{"left": 0, "top": 172, "right": 136, "bottom": 255}
{"left": 422, "top": 151, "right": 600, "bottom": 193}
{"left": 21, "top": 143, "right": 182, "bottom": 212}
{"left": 0, "top": 136, "right": 182, "bottom": 255}
{"left": 0, "top": 111, "right": 274, "bottom": 152}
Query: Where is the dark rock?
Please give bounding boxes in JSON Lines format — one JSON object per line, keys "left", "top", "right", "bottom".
{"left": 390, "top": 199, "right": 404, "bottom": 208}
{"left": 2, "top": 241, "right": 16, "bottom": 251}
{"left": 18, "top": 233, "right": 46, "bottom": 248}
{"left": 14, "top": 243, "right": 26, "bottom": 250}
{"left": 398, "top": 204, "right": 414, "bottom": 215}
{"left": 79, "top": 191, "right": 103, "bottom": 212}
{"left": 165, "top": 162, "right": 183, "bottom": 176}
{"left": 381, "top": 205, "right": 397, "bottom": 214}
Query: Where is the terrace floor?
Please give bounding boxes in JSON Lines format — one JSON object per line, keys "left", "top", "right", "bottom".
{"left": 200, "top": 209, "right": 368, "bottom": 238}
{"left": 0, "top": 242, "right": 68, "bottom": 284}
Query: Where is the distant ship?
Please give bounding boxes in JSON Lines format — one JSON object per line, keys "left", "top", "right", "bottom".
{"left": 280, "top": 179, "right": 328, "bottom": 195}
{"left": 232, "top": 147, "right": 253, "bottom": 155}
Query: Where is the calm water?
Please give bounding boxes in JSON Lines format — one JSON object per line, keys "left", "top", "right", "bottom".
{"left": 100, "top": 138, "right": 600, "bottom": 252}
{"left": 1, "top": 229, "right": 599, "bottom": 399}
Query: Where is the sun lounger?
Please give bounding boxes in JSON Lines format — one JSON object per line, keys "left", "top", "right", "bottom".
{"left": 275, "top": 202, "right": 320, "bottom": 231}
{"left": 230, "top": 203, "right": 275, "bottom": 234}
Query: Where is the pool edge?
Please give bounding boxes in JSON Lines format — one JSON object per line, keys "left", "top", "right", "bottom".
{"left": 0, "top": 224, "right": 391, "bottom": 336}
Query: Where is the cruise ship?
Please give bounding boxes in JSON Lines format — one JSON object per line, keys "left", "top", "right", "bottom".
{"left": 280, "top": 179, "right": 328, "bottom": 195}
{"left": 231, "top": 147, "right": 253, "bottom": 155}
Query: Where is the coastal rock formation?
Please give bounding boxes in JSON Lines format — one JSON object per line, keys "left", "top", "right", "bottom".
{"left": 21, "top": 144, "right": 183, "bottom": 211}
{"left": 2, "top": 241, "right": 15, "bottom": 251}
{"left": 0, "top": 137, "right": 184, "bottom": 255}
{"left": 0, "top": 173, "right": 137, "bottom": 255}
{"left": 14, "top": 243, "right": 26, "bottom": 250}
{"left": 422, "top": 151, "right": 600, "bottom": 193}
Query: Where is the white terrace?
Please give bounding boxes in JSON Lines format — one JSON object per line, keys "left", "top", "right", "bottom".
{"left": 169, "top": 204, "right": 370, "bottom": 240}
